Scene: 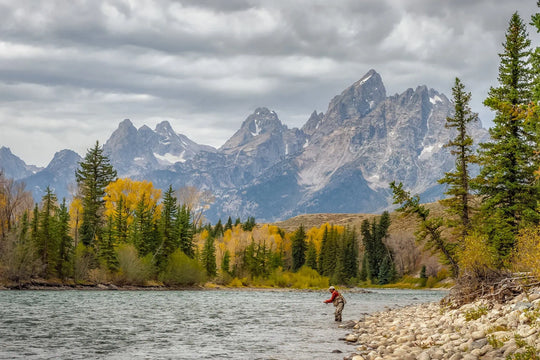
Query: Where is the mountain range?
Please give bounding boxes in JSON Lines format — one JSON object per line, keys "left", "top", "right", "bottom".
{"left": 0, "top": 69, "right": 489, "bottom": 223}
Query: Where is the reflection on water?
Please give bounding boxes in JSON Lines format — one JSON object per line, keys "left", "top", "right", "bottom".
{"left": 0, "top": 289, "right": 446, "bottom": 359}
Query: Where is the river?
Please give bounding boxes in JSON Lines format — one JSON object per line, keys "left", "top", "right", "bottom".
{"left": 0, "top": 288, "right": 446, "bottom": 359}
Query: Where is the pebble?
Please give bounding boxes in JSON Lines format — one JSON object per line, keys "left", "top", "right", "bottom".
{"left": 342, "top": 287, "right": 540, "bottom": 360}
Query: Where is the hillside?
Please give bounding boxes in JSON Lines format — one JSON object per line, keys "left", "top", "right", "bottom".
{"left": 271, "top": 201, "right": 450, "bottom": 277}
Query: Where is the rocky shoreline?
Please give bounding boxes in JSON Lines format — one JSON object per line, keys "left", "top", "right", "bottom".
{"left": 341, "top": 287, "right": 540, "bottom": 360}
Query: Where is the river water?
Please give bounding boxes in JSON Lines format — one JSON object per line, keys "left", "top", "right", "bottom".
{"left": 0, "top": 288, "right": 446, "bottom": 360}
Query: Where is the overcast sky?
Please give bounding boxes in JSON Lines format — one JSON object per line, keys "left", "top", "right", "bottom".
{"left": 0, "top": 0, "right": 538, "bottom": 167}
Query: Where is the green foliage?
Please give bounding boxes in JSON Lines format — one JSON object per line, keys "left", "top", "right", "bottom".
{"left": 506, "top": 334, "right": 540, "bottom": 360}
{"left": 463, "top": 305, "right": 489, "bottom": 321}
{"left": 201, "top": 235, "right": 217, "bottom": 277}
{"left": 221, "top": 249, "right": 231, "bottom": 275}
{"left": 242, "top": 217, "right": 256, "bottom": 231}
{"left": 318, "top": 225, "right": 338, "bottom": 277}
{"left": 305, "top": 240, "right": 318, "bottom": 271}
{"left": 390, "top": 181, "right": 459, "bottom": 277}
{"left": 76, "top": 141, "right": 117, "bottom": 247}
{"left": 361, "top": 212, "right": 393, "bottom": 284}
{"left": 177, "top": 204, "right": 195, "bottom": 258}
{"left": 116, "top": 244, "right": 154, "bottom": 285}
{"left": 159, "top": 249, "right": 205, "bottom": 286}
{"left": 291, "top": 225, "right": 307, "bottom": 272}
{"left": 439, "top": 77, "right": 477, "bottom": 240}
{"left": 487, "top": 334, "right": 505, "bottom": 349}
{"left": 73, "top": 243, "right": 95, "bottom": 283}
{"left": 0, "top": 228, "right": 40, "bottom": 284}
{"left": 237, "top": 239, "right": 274, "bottom": 278}
{"left": 36, "top": 187, "right": 60, "bottom": 277}
{"left": 475, "top": 12, "right": 537, "bottom": 265}
{"left": 247, "top": 266, "right": 329, "bottom": 289}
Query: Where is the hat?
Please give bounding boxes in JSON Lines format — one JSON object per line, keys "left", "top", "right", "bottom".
{"left": 329, "top": 286, "right": 335, "bottom": 291}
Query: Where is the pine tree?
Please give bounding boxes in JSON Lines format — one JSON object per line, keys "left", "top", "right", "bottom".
{"left": 213, "top": 219, "right": 224, "bottom": 237}
{"left": 341, "top": 227, "right": 359, "bottom": 282}
{"left": 305, "top": 240, "right": 318, "bottom": 271}
{"left": 225, "top": 216, "right": 233, "bottom": 231}
{"left": 201, "top": 235, "right": 217, "bottom": 277}
{"left": 221, "top": 249, "right": 231, "bottom": 275}
{"left": 56, "top": 199, "right": 73, "bottom": 278}
{"left": 37, "top": 187, "right": 59, "bottom": 276}
{"left": 475, "top": 12, "right": 535, "bottom": 263}
{"left": 439, "top": 78, "right": 477, "bottom": 240}
{"left": 361, "top": 212, "right": 392, "bottom": 283}
{"left": 158, "top": 186, "right": 178, "bottom": 266}
{"left": 100, "top": 215, "right": 118, "bottom": 271}
{"left": 131, "top": 194, "right": 157, "bottom": 256}
{"left": 321, "top": 226, "right": 338, "bottom": 277}
{"left": 391, "top": 181, "right": 459, "bottom": 277}
{"left": 178, "top": 204, "right": 195, "bottom": 258}
{"left": 317, "top": 225, "right": 329, "bottom": 275}
{"left": 291, "top": 225, "right": 307, "bottom": 272}
{"left": 76, "top": 141, "right": 117, "bottom": 247}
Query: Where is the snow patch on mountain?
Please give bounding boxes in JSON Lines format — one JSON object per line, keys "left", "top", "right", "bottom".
{"left": 154, "top": 152, "right": 186, "bottom": 164}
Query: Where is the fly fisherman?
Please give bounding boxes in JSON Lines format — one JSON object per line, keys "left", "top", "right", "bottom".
{"left": 323, "top": 286, "right": 346, "bottom": 322}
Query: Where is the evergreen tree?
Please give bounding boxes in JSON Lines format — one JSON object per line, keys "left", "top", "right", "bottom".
{"left": 391, "top": 181, "right": 459, "bottom": 277}
{"left": 131, "top": 194, "right": 157, "bottom": 256}
{"left": 242, "top": 216, "right": 256, "bottom": 231}
{"left": 321, "top": 226, "right": 339, "bottom": 277}
{"left": 178, "top": 204, "right": 195, "bottom": 258}
{"left": 359, "top": 254, "right": 368, "bottom": 281}
{"left": 201, "top": 235, "right": 217, "bottom": 277}
{"left": 305, "top": 240, "right": 318, "bottom": 271}
{"left": 37, "top": 187, "right": 59, "bottom": 276}
{"left": 30, "top": 203, "right": 39, "bottom": 246}
{"left": 100, "top": 215, "right": 118, "bottom": 271}
{"left": 113, "top": 196, "right": 128, "bottom": 244}
{"left": 158, "top": 186, "right": 178, "bottom": 266}
{"left": 225, "top": 216, "right": 233, "bottom": 231}
{"left": 76, "top": 141, "right": 117, "bottom": 247}
{"left": 439, "top": 78, "right": 477, "bottom": 240}
{"left": 378, "top": 254, "right": 395, "bottom": 285}
{"left": 361, "top": 212, "right": 392, "bottom": 283}
{"left": 213, "top": 219, "right": 224, "bottom": 237}
{"left": 341, "top": 227, "right": 359, "bottom": 282}
{"left": 291, "top": 225, "right": 307, "bottom": 272}
{"left": 56, "top": 199, "right": 73, "bottom": 279}
{"left": 221, "top": 249, "right": 231, "bottom": 275}
{"left": 317, "top": 225, "right": 329, "bottom": 275}
{"left": 475, "top": 12, "right": 535, "bottom": 263}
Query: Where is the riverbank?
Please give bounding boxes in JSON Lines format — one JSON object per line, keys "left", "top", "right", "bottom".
{"left": 341, "top": 287, "right": 540, "bottom": 360}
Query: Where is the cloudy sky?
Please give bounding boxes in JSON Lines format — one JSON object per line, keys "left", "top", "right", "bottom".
{"left": 0, "top": 0, "right": 538, "bottom": 166}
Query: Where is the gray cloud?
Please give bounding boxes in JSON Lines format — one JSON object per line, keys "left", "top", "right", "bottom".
{"left": 0, "top": 0, "right": 538, "bottom": 166}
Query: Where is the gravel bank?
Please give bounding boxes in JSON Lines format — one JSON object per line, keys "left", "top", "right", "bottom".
{"left": 342, "top": 287, "right": 540, "bottom": 360}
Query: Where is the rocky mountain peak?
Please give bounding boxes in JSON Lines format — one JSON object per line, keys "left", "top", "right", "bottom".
{"left": 220, "top": 107, "right": 285, "bottom": 152}
{"left": 155, "top": 121, "right": 176, "bottom": 138}
{"left": 46, "top": 149, "right": 82, "bottom": 173}
{"left": 0, "top": 146, "right": 37, "bottom": 180}
{"left": 244, "top": 107, "right": 283, "bottom": 135}
{"left": 320, "top": 70, "right": 387, "bottom": 131}
{"left": 302, "top": 110, "right": 324, "bottom": 136}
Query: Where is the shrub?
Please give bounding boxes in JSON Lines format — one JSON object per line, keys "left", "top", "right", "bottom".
{"left": 116, "top": 244, "right": 154, "bottom": 286}
{"left": 464, "top": 305, "right": 488, "bottom": 321}
{"left": 514, "top": 227, "right": 540, "bottom": 279}
{"left": 74, "top": 243, "right": 94, "bottom": 283}
{"left": 459, "top": 231, "right": 497, "bottom": 275}
{"left": 1, "top": 234, "right": 41, "bottom": 284}
{"left": 159, "top": 249, "right": 205, "bottom": 286}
